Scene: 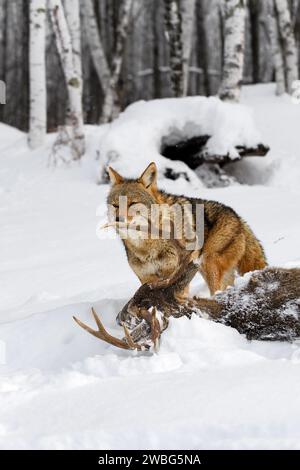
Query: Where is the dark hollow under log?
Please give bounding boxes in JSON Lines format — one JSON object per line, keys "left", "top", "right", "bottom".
{"left": 161, "top": 135, "right": 270, "bottom": 168}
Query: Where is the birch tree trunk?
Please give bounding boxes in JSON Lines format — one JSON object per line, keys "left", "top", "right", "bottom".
{"left": 0, "top": 1, "right": 6, "bottom": 116}
{"left": 164, "top": 0, "right": 184, "bottom": 97}
{"left": 81, "top": 0, "right": 111, "bottom": 91}
{"left": 267, "top": 0, "right": 285, "bottom": 95}
{"left": 219, "top": 0, "right": 246, "bottom": 102}
{"left": 81, "top": 0, "right": 115, "bottom": 123}
{"left": 126, "top": 0, "right": 146, "bottom": 101}
{"left": 64, "top": 0, "right": 83, "bottom": 130}
{"left": 82, "top": 0, "right": 133, "bottom": 123}
{"left": 28, "top": 0, "right": 47, "bottom": 149}
{"left": 291, "top": 0, "right": 300, "bottom": 26}
{"left": 4, "top": 0, "right": 24, "bottom": 127}
{"left": 200, "top": 0, "right": 223, "bottom": 95}
{"left": 64, "top": 0, "right": 82, "bottom": 94}
{"left": 180, "top": 0, "right": 196, "bottom": 96}
{"left": 49, "top": 0, "right": 85, "bottom": 160}
{"left": 275, "top": 0, "right": 298, "bottom": 93}
{"left": 101, "top": 0, "right": 134, "bottom": 123}
{"left": 258, "top": 0, "right": 274, "bottom": 83}
{"left": 0, "top": 0, "right": 5, "bottom": 83}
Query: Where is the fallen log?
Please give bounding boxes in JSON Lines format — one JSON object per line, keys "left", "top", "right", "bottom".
{"left": 161, "top": 135, "right": 270, "bottom": 168}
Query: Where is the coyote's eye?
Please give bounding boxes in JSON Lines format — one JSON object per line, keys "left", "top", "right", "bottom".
{"left": 128, "top": 202, "right": 138, "bottom": 208}
{"left": 112, "top": 203, "right": 119, "bottom": 209}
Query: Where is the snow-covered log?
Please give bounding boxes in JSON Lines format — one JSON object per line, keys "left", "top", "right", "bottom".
{"left": 274, "top": 0, "right": 298, "bottom": 94}
{"left": 28, "top": 0, "right": 47, "bottom": 149}
{"left": 180, "top": 0, "right": 196, "bottom": 96}
{"left": 98, "top": 95, "right": 269, "bottom": 187}
{"left": 49, "top": 0, "right": 85, "bottom": 160}
{"left": 219, "top": 0, "right": 246, "bottom": 102}
{"left": 164, "top": 0, "right": 184, "bottom": 97}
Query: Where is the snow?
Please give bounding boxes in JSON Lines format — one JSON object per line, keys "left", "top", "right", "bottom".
{"left": 0, "top": 83, "right": 300, "bottom": 449}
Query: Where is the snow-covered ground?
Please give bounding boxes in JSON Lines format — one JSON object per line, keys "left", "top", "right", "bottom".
{"left": 0, "top": 84, "right": 300, "bottom": 449}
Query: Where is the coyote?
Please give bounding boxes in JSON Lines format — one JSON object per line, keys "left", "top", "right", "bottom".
{"left": 106, "top": 162, "right": 267, "bottom": 296}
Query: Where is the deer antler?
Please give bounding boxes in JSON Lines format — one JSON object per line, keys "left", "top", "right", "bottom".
{"left": 73, "top": 307, "right": 162, "bottom": 351}
{"left": 73, "top": 307, "right": 140, "bottom": 350}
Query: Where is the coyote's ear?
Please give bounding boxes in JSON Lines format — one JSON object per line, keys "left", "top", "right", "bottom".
{"left": 138, "top": 162, "right": 157, "bottom": 188}
{"left": 107, "top": 166, "right": 124, "bottom": 185}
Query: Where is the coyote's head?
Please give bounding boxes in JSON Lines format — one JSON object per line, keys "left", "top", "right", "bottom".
{"left": 107, "top": 162, "right": 159, "bottom": 228}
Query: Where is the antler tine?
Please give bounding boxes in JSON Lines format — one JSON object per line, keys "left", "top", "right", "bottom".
{"left": 151, "top": 306, "right": 157, "bottom": 320}
{"left": 74, "top": 306, "right": 165, "bottom": 352}
{"left": 128, "top": 307, "right": 162, "bottom": 352}
{"left": 73, "top": 315, "right": 101, "bottom": 340}
{"left": 150, "top": 307, "right": 161, "bottom": 352}
{"left": 91, "top": 307, "right": 104, "bottom": 330}
{"left": 122, "top": 324, "right": 139, "bottom": 349}
{"left": 73, "top": 308, "right": 140, "bottom": 351}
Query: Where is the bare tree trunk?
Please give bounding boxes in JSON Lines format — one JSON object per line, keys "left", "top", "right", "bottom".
{"left": 164, "top": 0, "right": 184, "bottom": 97}
{"left": 249, "top": 0, "right": 259, "bottom": 83}
{"left": 64, "top": 0, "right": 84, "bottom": 129}
{"left": 3, "top": 0, "right": 24, "bottom": 128}
{"left": 219, "top": 0, "right": 246, "bottom": 102}
{"left": 64, "top": 0, "right": 82, "bottom": 94}
{"left": 101, "top": 0, "right": 134, "bottom": 123}
{"left": 258, "top": 0, "right": 274, "bottom": 83}
{"left": 126, "top": 0, "right": 145, "bottom": 102}
{"left": 28, "top": 0, "right": 47, "bottom": 149}
{"left": 294, "top": 1, "right": 300, "bottom": 72}
{"left": 291, "top": 0, "right": 300, "bottom": 26}
{"left": 49, "top": 0, "right": 85, "bottom": 160}
{"left": 81, "top": 0, "right": 111, "bottom": 91}
{"left": 275, "top": 0, "right": 298, "bottom": 93}
{"left": 81, "top": 0, "right": 116, "bottom": 123}
{"left": 244, "top": 3, "right": 253, "bottom": 84}
{"left": 0, "top": 0, "right": 5, "bottom": 81}
{"left": 139, "top": 0, "right": 155, "bottom": 102}
{"left": 267, "top": 0, "right": 285, "bottom": 95}
{"left": 196, "top": 0, "right": 208, "bottom": 94}
{"left": 0, "top": 1, "right": 4, "bottom": 123}
{"left": 180, "top": 0, "right": 195, "bottom": 96}
{"left": 198, "top": 0, "right": 222, "bottom": 96}
{"left": 82, "top": 0, "right": 133, "bottom": 123}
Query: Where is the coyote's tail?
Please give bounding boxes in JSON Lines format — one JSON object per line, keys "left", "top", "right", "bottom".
{"left": 238, "top": 223, "right": 267, "bottom": 275}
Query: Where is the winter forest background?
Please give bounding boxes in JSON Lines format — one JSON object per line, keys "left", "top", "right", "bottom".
{"left": 0, "top": 0, "right": 299, "bottom": 136}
